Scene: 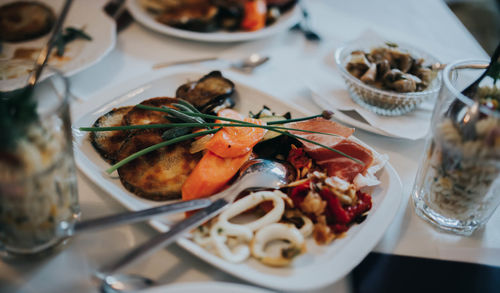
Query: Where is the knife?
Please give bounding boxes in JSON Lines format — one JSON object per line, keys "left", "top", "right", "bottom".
{"left": 103, "top": 0, "right": 133, "bottom": 32}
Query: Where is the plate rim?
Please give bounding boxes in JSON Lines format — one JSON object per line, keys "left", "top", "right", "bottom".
{"left": 73, "top": 69, "right": 403, "bottom": 292}
{"left": 126, "top": 0, "right": 301, "bottom": 42}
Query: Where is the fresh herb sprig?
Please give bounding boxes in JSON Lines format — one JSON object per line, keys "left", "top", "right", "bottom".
{"left": 81, "top": 102, "right": 363, "bottom": 172}
{"left": 54, "top": 27, "right": 92, "bottom": 57}
{"left": 0, "top": 89, "right": 38, "bottom": 150}
{"left": 105, "top": 128, "right": 220, "bottom": 174}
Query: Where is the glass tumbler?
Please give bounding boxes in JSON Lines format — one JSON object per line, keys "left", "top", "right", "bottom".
{"left": 412, "top": 59, "right": 500, "bottom": 235}
{"left": 0, "top": 61, "right": 79, "bottom": 255}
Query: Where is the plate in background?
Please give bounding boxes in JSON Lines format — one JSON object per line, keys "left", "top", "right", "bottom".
{"left": 126, "top": 0, "right": 300, "bottom": 42}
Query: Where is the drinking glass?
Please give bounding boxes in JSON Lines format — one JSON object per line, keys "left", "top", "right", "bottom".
{"left": 0, "top": 61, "right": 80, "bottom": 256}
{"left": 412, "top": 59, "right": 500, "bottom": 235}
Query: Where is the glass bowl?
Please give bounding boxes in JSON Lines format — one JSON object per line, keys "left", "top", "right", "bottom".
{"left": 335, "top": 39, "right": 442, "bottom": 116}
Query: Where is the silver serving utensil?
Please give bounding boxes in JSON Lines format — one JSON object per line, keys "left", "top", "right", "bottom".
{"left": 152, "top": 53, "right": 270, "bottom": 72}
{"left": 26, "top": 0, "right": 73, "bottom": 91}
{"left": 56, "top": 199, "right": 212, "bottom": 237}
{"left": 97, "top": 159, "right": 296, "bottom": 293}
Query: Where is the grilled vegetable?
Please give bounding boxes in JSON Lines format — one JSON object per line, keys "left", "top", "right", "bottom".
{"left": 0, "top": 1, "right": 55, "bottom": 42}
{"left": 90, "top": 106, "right": 132, "bottom": 163}
{"left": 156, "top": 4, "right": 219, "bottom": 32}
{"left": 123, "top": 97, "right": 180, "bottom": 126}
{"left": 176, "top": 71, "right": 235, "bottom": 114}
{"left": 117, "top": 129, "right": 201, "bottom": 201}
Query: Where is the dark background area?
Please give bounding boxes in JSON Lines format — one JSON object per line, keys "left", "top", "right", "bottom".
{"left": 447, "top": 0, "right": 500, "bottom": 55}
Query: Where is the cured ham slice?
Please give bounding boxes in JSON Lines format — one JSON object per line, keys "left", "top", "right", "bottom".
{"left": 286, "top": 118, "right": 373, "bottom": 182}
{"left": 286, "top": 118, "right": 354, "bottom": 151}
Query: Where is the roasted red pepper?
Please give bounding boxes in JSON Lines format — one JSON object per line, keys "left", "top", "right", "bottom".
{"left": 287, "top": 147, "right": 310, "bottom": 170}
{"left": 288, "top": 180, "right": 310, "bottom": 207}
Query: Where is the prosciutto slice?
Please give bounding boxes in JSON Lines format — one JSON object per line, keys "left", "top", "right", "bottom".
{"left": 286, "top": 118, "right": 374, "bottom": 182}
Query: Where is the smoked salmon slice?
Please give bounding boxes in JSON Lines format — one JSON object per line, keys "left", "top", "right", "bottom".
{"left": 181, "top": 150, "right": 252, "bottom": 201}
{"left": 205, "top": 109, "right": 267, "bottom": 158}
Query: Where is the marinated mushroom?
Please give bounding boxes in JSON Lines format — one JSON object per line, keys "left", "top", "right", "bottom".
{"left": 346, "top": 44, "right": 436, "bottom": 93}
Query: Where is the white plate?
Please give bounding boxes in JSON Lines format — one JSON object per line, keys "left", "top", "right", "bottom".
{"left": 73, "top": 69, "right": 403, "bottom": 292}
{"left": 126, "top": 0, "right": 301, "bottom": 42}
{"left": 0, "top": 0, "right": 115, "bottom": 77}
{"left": 139, "top": 282, "right": 273, "bottom": 293}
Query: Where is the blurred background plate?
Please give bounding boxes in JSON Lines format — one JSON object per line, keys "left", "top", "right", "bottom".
{"left": 126, "top": 0, "right": 300, "bottom": 42}
{"left": 0, "top": 0, "right": 115, "bottom": 86}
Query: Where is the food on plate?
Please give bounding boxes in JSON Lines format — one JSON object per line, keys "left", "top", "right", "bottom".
{"left": 346, "top": 43, "right": 436, "bottom": 93}
{"left": 140, "top": 0, "right": 297, "bottom": 33}
{"left": 0, "top": 1, "right": 55, "bottom": 42}
{"left": 82, "top": 71, "right": 387, "bottom": 266}
{"left": 176, "top": 71, "right": 235, "bottom": 113}
{"left": 90, "top": 106, "right": 133, "bottom": 163}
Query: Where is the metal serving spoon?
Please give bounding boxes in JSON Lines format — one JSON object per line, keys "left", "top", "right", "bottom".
{"left": 152, "top": 53, "right": 270, "bottom": 72}
{"left": 97, "top": 159, "right": 296, "bottom": 293}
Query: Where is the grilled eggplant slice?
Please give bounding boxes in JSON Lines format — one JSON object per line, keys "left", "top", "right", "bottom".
{"left": 90, "top": 106, "right": 132, "bottom": 163}
{"left": 117, "top": 129, "right": 201, "bottom": 201}
{"left": 123, "top": 97, "right": 180, "bottom": 126}
{"left": 0, "top": 1, "right": 55, "bottom": 42}
{"left": 156, "top": 4, "right": 219, "bottom": 32}
{"left": 176, "top": 71, "right": 235, "bottom": 113}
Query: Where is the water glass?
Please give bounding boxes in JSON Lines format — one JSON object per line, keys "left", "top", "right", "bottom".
{"left": 412, "top": 59, "right": 500, "bottom": 235}
{"left": 0, "top": 62, "right": 80, "bottom": 255}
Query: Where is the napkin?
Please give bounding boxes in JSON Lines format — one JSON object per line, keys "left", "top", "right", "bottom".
{"left": 308, "top": 79, "right": 433, "bottom": 140}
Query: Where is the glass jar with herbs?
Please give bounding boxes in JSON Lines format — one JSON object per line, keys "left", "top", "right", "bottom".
{"left": 0, "top": 61, "right": 79, "bottom": 255}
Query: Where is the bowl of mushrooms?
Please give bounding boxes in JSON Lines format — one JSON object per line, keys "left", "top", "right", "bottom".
{"left": 335, "top": 39, "right": 441, "bottom": 116}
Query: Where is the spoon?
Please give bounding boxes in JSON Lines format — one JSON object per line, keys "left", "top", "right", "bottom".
{"left": 152, "top": 53, "right": 270, "bottom": 72}
{"left": 27, "top": 0, "right": 73, "bottom": 92}
{"left": 447, "top": 42, "right": 500, "bottom": 140}
{"left": 98, "top": 159, "right": 296, "bottom": 293}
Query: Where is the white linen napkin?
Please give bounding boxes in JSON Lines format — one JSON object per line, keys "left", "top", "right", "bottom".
{"left": 307, "top": 79, "right": 434, "bottom": 140}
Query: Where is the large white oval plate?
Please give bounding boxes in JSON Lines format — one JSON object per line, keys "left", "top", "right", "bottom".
{"left": 126, "top": 0, "right": 301, "bottom": 42}
{"left": 73, "top": 69, "right": 403, "bottom": 292}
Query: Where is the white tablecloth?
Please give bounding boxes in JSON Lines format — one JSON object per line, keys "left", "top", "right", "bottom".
{"left": 2, "top": 0, "right": 498, "bottom": 292}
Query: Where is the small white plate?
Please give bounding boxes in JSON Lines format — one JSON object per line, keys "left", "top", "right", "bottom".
{"left": 126, "top": 0, "right": 301, "bottom": 42}
{"left": 139, "top": 282, "right": 273, "bottom": 293}
{"left": 73, "top": 69, "right": 403, "bottom": 292}
{"left": 0, "top": 0, "right": 115, "bottom": 77}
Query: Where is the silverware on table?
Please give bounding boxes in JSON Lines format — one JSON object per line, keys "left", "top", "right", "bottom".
{"left": 57, "top": 199, "right": 212, "bottom": 237}
{"left": 152, "top": 53, "right": 270, "bottom": 72}
{"left": 96, "top": 159, "right": 296, "bottom": 293}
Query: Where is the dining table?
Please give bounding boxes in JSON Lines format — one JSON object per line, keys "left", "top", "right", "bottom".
{"left": 1, "top": 0, "right": 499, "bottom": 292}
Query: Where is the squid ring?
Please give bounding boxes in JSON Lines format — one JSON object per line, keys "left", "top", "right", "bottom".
{"left": 218, "top": 190, "right": 286, "bottom": 232}
{"left": 250, "top": 223, "right": 305, "bottom": 267}
{"left": 210, "top": 223, "right": 251, "bottom": 263}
